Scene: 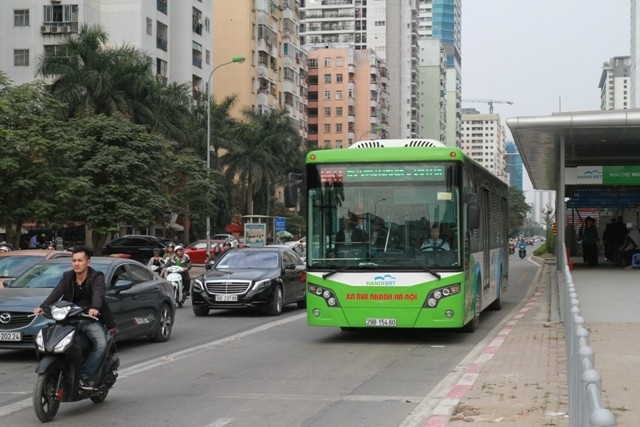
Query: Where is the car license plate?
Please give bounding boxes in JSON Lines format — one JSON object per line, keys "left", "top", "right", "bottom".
{"left": 365, "top": 318, "right": 397, "bottom": 327}
{"left": 0, "top": 332, "right": 22, "bottom": 342}
{"left": 215, "top": 295, "right": 238, "bottom": 302}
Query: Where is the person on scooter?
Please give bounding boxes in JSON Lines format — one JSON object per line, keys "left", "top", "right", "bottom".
{"left": 147, "top": 247, "right": 165, "bottom": 274}
{"left": 517, "top": 238, "right": 527, "bottom": 257}
{"left": 166, "top": 245, "right": 192, "bottom": 298}
{"left": 33, "top": 246, "right": 116, "bottom": 390}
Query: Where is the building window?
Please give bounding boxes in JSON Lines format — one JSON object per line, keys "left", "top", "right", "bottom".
{"left": 336, "top": 73, "right": 343, "bottom": 83}
{"left": 336, "top": 123, "right": 343, "bottom": 133}
{"left": 323, "top": 140, "right": 331, "bottom": 148}
{"left": 336, "top": 56, "right": 344, "bottom": 66}
{"left": 14, "top": 49, "right": 29, "bottom": 66}
{"left": 146, "top": 18, "right": 153, "bottom": 35}
{"left": 336, "top": 107, "right": 343, "bottom": 116}
{"left": 14, "top": 10, "right": 29, "bottom": 27}
{"left": 44, "top": 44, "right": 68, "bottom": 56}
{"left": 336, "top": 90, "right": 343, "bottom": 100}
{"left": 324, "top": 107, "right": 331, "bottom": 117}
{"left": 308, "top": 58, "right": 318, "bottom": 68}
{"left": 336, "top": 139, "right": 343, "bottom": 148}
{"left": 324, "top": 74, "right": 331, "bottom": 83}
{"left": 324, "top": 90, "right": 331, "bottom": 100}
{"left": 324, "top": 57, "right": 332, "bottom": 67}
{"left": 324, "top": 124, "right": 331, "bottom": 133}
{"left": 157, "top": 0, "right": 168, "bottom": 15}
{"left": 43, "top": 4, "right": 78, "bottom": 23}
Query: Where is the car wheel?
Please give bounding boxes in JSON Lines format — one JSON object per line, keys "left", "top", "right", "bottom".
{"left": 149, "top": 303, "right": 173, "bottom": 342}
{"left": 296, "top": 297, "right": 307, "bottom": 309}
{"left": 193, "top": 305, "right": 210, "bottom": 316}
{"left": 265, "top": 285, "right": 284, "bottom": 316}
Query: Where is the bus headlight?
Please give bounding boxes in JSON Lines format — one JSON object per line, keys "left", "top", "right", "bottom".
{"left": 309, "top": 284, "right": 340, "bottom": 307}
{"left": 424, "top": 283, "right": 460, "bottom": 308}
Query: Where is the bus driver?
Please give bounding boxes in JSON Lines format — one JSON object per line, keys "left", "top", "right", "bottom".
{"left": 420, "top": 223, "right": 450, "bottom": 252}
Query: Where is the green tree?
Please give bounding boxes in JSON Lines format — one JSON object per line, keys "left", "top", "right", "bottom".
{"left": 223, "top": 108, "right": 304, "bottom": 216}
{"left": 0, "top": 81, "right": 72, "bottom": 247}
{"left": 57, "top": 116, "right": 170, "bottom": 252}
{"left": 508, "top": 186, "right": 531, "bottom": 238}
{"left": 36, "top": 25, "right": 192, "bottom": 143}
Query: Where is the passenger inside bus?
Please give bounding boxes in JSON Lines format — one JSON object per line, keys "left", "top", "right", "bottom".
{"left": 335, "top": 212, "right": 368, "bottom": 258}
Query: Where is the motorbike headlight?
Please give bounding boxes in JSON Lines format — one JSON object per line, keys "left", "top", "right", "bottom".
{"left": 54, "top": 331, "right": 75, "bottom": 353}
{"left": 51, "top": 305, "right": 71, "bottom": 321}
{"left": 35, "top": 329, "right": 45, "bottom": 352}
{"left": 254, "top": 279, "right": 271, "bottom": 291}
{"left": 192, "top": 279, "right": 203, "bottom": 291}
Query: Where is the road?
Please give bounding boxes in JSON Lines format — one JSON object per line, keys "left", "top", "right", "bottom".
{"left": 0, "top": 254, "right": 540, "bottom": 426}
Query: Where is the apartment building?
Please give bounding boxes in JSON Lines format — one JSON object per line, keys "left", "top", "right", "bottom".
{"left": 418, "top": 0, "right": 461, "bottom": 146}
{"left": 460, "top": 109, "right": 507, "bottom": 182}
{"left": 599, "top": 56, "right": 630, "bottom": 110}
{"left": 306, "top": 45, "right": 389, "bottom": 149}
{"left": 213, "top": 0, "right": 308, "bottom": 138}
{"left": 300, "top": 0, "right": 420, "bottom": 139}
{"left": 2, "top": 0, "right": 212, "bottom": 95}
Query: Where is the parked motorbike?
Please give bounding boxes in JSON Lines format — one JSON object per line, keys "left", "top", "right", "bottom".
{"left": 165, "top": 265, "right": 187, "bottom": 307}
{"left": 32, "top": 301, "right": 119, "bottom": 422}
{"left": 519, "top": 247, "right": 527, "bottom": 259}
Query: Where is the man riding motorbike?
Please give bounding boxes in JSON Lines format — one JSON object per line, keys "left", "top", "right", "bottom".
{"left": 33, "top": 247, "right": 115, "bottom": 390}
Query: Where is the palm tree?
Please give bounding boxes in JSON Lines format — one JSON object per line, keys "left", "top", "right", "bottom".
{"left": 222, "top": 108, "right": 304, "bottom": 216}
{"left": 36, "top": 24, "right": 192, "bottom": 143}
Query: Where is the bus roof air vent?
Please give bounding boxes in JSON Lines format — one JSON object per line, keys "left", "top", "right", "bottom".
{"left": 404, "top": 139, "right": 446, "bottom": 148}
{"left": 349, "top": 140, "right": 385, "bottom": 148}
{"left": 349, "top": 139, "right": 445, "bottom": 149}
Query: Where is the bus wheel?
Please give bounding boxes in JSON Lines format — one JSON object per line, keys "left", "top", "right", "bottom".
{"left": 488, "top": 288, "right": 503, "bottom": 311}
{"left": 462, "top": 313, "right": 479, "bottom": 333}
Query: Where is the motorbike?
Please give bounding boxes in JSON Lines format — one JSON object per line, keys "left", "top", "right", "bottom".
{"left": 518, "top": 247, "right": 527, "bottom": 259}
{"left": 32, "top": 301, "right": 119, "bottom": 422}
{"left": 165, "top": 265, "right": 187, "bottom": 307}
{"left": 508, "top": 243, "right": 515, "bottom": 255}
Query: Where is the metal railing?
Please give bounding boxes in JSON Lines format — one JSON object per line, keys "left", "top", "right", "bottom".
{"left": 562, "top": 245, "right": 616, "bottom": 426}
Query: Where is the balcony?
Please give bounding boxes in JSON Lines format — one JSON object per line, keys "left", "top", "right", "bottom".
{"left": 157, "top": 0, "right": 167, "bottom": 15}
{"left": 156, "top": 37, "right": 168, "bottom": 51}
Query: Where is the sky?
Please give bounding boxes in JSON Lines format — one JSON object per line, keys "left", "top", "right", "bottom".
{"left": 460, "top": 0, "right": 631, "bottom": 193}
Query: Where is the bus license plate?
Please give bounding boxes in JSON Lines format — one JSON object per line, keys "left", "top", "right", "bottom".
{"left": 215, "top": 295, "right": 238, "bottom": 302}
{"left": 365, "top": 318, "right": 397, "bottom": 327}
{"left": 0, "top": 332, "right": 22, "bottom": 342}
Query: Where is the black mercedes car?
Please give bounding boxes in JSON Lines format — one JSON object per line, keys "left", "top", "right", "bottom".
{"left": 0, "top": 257, "right": 175, "bottom": 349}
{"left": 191, "top": 247, "right": 306, "bottom": 316}
{"left": 101, "top": 235, "right": 170, "bottom": 263}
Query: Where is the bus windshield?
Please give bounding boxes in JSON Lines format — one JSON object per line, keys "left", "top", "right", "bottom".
{"left": 307, "top": 162, "right": 461, "bottom": 270}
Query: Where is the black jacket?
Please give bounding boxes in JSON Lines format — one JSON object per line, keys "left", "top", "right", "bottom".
{"left": 40, "top": 267, "right": 116, "bottom": 329}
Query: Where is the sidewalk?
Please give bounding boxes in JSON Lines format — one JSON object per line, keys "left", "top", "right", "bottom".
{"left": 436, "top": 259, "right": 640, "bottom": 426}
{"left": 446, "top": 259, "right": 569, "bottom": 426}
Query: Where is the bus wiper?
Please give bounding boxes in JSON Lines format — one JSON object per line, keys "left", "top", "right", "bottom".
{"left": 417, "top": 264, "right": 442, "bottom": 280}
{"left": 322, "top": 262, "right": 366, "bottom": 279}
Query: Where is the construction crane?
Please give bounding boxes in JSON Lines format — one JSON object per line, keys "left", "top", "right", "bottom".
{"left": 462, "top": 98, "right": 514, "bottom": 114}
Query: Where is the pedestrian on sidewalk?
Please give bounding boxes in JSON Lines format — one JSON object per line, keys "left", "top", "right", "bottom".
{"left": 578, "top": 216, "right": 600, "bottom": 266}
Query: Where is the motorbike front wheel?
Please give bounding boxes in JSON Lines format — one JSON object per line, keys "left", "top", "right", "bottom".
{"left": 33, "top": 371, "right": 61, "bottom": 422}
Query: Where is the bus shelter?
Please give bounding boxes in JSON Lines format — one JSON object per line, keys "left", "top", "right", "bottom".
{"left": 507, "top": 109, "right": 640, "bottom": 269}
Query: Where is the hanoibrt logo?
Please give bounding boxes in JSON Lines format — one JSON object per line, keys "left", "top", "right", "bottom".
{"left": 367, "top": 274, "right": 397, "bottom": 286}
{"left": 576, "top": 166, "right": 603, "bottom": 184}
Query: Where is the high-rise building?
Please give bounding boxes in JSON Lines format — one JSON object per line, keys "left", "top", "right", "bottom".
{"left": 1, "top": 0, "right": 212, "bottom": 98}
{"left": 460, "top": 109, "right": 507, "bottom": 182}
{"left": 599, "top": 56, "right": 631, "bottom": 110}
{"left": 631, "top": 0, "right": 639, "bottom": 107}
{"left": 300, "top": 0, "right": 420, "bottom": 139}
{"left": 505, "top": 141, "right": 523, "bottom": 190}
{"left": 306, "top": 45, "right": 389, "bottom": 149}
{"left": 417, "top": 0, "right": 461, "bottom": 146}
{"left": 417, "top": 39, "right": 447, "bottom": 142}
{"left": 213, "top": 0, "right": 308, "bottom": 138}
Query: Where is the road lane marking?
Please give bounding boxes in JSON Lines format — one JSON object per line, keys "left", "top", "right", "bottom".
{"left": 0, "top": 313, "right": 306, "bottom": 418}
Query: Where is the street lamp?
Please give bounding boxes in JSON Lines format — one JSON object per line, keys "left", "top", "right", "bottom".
{"left": 206, "top": 55, "right": 245, "bottom": 259}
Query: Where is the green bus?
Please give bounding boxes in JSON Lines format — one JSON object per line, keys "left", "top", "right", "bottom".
{"left": 297, "top": 139, "right": 508, "bottom": 331}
